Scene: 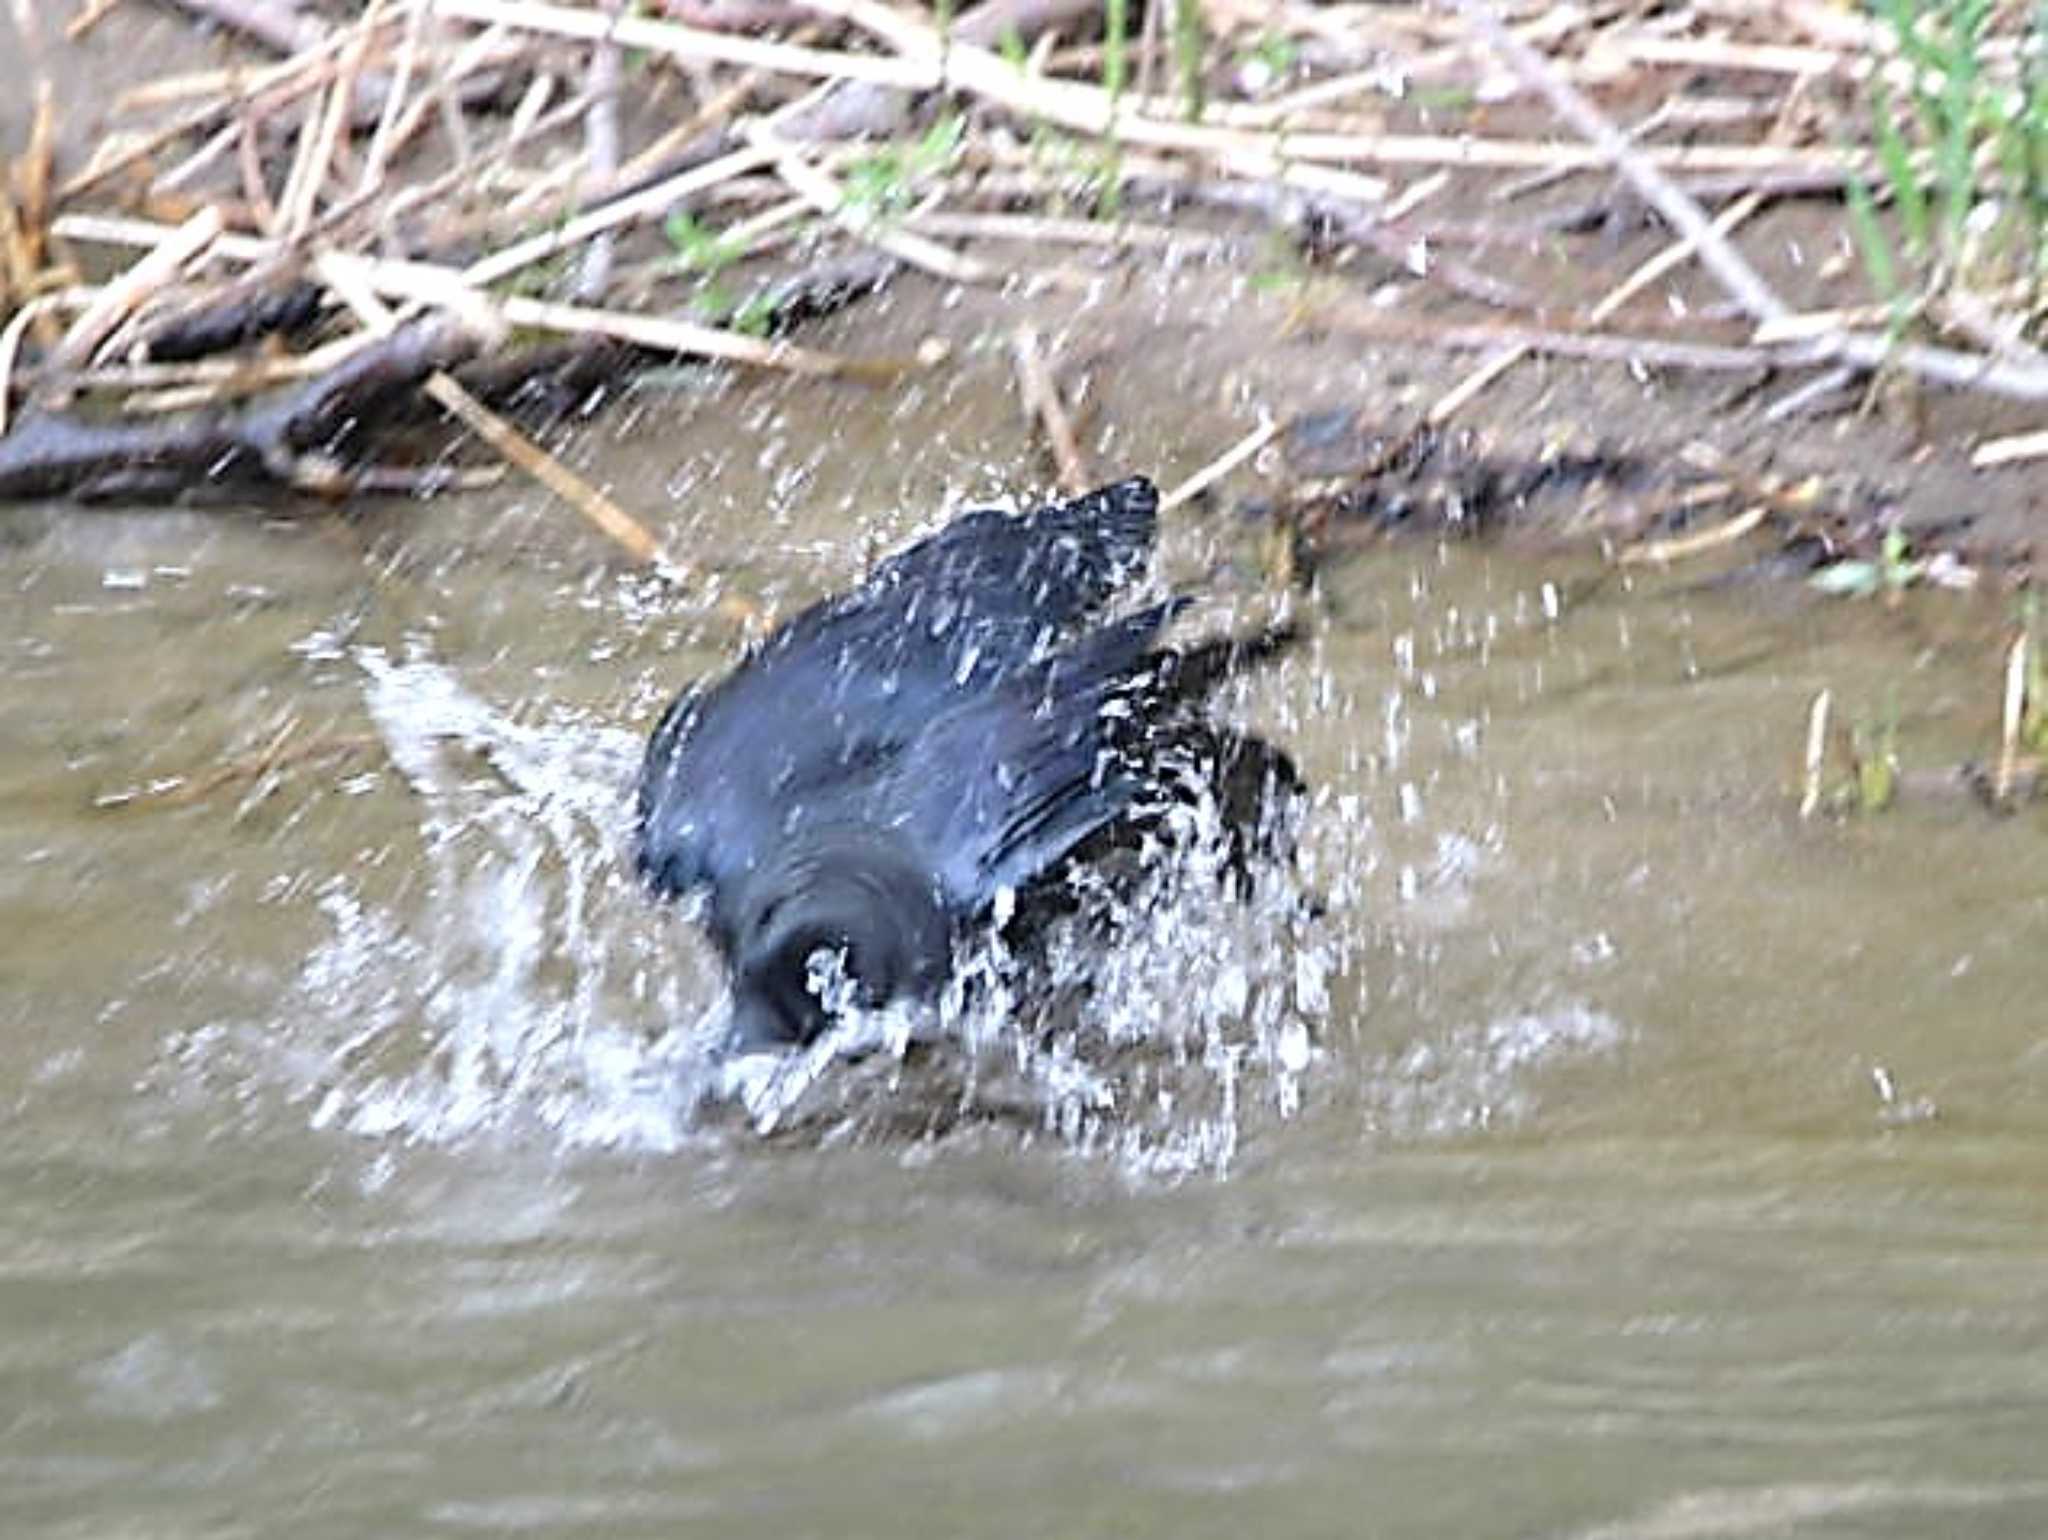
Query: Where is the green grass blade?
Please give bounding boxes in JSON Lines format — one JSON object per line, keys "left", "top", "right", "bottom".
{"left": 1845, "top": 165, "right": 1903, "bottom": 305}
{"left": 1103, "top": 0, "right": 1128, "bottom": 103}
{"left": 1869, "top": 78, "right": 1930, "bottom": 256}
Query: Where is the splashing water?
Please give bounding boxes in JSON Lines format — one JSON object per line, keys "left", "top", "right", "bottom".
{"left": 252, "top": 650, "right": 1341, "bottom": 1171}
{"left": 285, "top": 648, "right": 717, "bottom": 1152}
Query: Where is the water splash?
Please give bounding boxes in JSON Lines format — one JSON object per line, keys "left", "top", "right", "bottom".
{"left": 283, "top": 648, "right": 719, "bottom": 1153}
{"left": 252, "top": 650, "right": 1342, "bottom": 1172}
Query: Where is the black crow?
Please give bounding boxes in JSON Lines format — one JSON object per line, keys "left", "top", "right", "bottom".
{"left": 635, "top": 476, "right": 1299, "bottom": 1054}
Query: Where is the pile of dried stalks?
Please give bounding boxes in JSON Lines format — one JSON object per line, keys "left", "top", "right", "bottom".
{"left": 4, "top": 0, "right": 2046, "bottom": 569}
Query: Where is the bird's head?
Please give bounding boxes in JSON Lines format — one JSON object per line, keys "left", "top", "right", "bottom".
{"left": 721, "top": 829, "right": 954, "bottom": 1054}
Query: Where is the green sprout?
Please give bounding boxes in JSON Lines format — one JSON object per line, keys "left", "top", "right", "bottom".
{"left": 1847, "top": 0, "right": 2048, "bottom": 323}
{"left": 843, "top": 111, "right": 965, "bottom": 219}
{"left": 1809, "top": 526, "right": 1927, "bottom": 598}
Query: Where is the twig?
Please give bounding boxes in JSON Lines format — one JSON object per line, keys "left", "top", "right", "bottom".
{"left": 1450, "top": 0, "right": 1792, "bottom": 329}
{"left": 0, "top": 295, "right": 65, "bottom": 438}
{"left": 321, "top": 247, "right": 936, "bottom": 380}
{"left": 1599, "top": 34, "right": 1849, "bottom": 80}
{"left": 1454, "top": 0, "right": 2048, "bottom": 405}
{"left": 50, "top": 215, "right": 934, "bottom": 399}
{"left": 437, "top": 0, "right": 1843, "bottom": 177}
{"left": 362, "top": 0, "right": 431, "bottom": 193}
{"left": 1012, "top": 325, "right": 1089, "bottom": 494}
{"left": 65, "top": 0, "right": 126, "bottom": 39}
{"left": 319, "top": 267, "right": 678, "bottom": 574}
{"left": 61, "top": 12, "right": 419, "bottom": 202}
{"left": 96, "top": 729, "right": 384, "bottom": 811}
{"left": 750, "top": 128, "right": 1004, "bottom": 288}
{"left": 497, "top": 293, "right": 941, "bottom": 380}
{"left": 462, "top": 145, "right": 778, "bottom": 288}
{"left": 1161, "top": 416, "right": 1279, "bottom": 512}
{"left": 1800, "top": 688, "right": 1831, "bottom": 820}
{"left": 1617, "top": 505, "right": 1768, "bottom": 566}
{"left": 905, "top": 209, "right": 1234, "bottom": 256}
{"left": 1312, "top": 302, "right": 1806, "bottom": 374}
{"left": 283, "top": 0, "right": 389, "bottom": 239}
{"left": 1973, "top": 427, "right": 2048, "bottom": 469}
{"left": 150, "top": 121, "right": 242, "bottom": 198}
{"left": 575, "top": 1, "right": 627, "bottom": 303}
{"left": 237, "top": 107, "right": 280, "bottom": 233}
{"left": 437, "top": 0, "right": 936, "bottom": 87}
{"left": 1995, "top": 632, "right": 2028, "bottom": 805}
{"left": 427, "top": 370, "right": 679, "bottom": 571}
{"left": 1760, "top": 365, "right": 1857, "bottom": 423}
{"left": 1430, "top": 190, "right": 1766, "bottom": 423}
{"left": 47, "top": 207, "right": 224, "bottom": 373}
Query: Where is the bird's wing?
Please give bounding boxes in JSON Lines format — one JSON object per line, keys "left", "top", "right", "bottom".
{"left": 896, "top": 601, "right": 1189, "bottom": 908}
{"left": 634, "top": 477, "right": 1163, "bottom": 900}
{"left": 868, "top": 476, "right": 1158, "bottom": 632}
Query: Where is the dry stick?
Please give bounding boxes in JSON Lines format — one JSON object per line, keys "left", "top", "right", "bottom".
{"left": 437, "top": 0, "right": 935, "bottom": 87}
{"left": 63, "top": 329, "right": 382, "bottom": 393}
{"left": 324, "top": 246, "right": 931, "bottom": 380}
{"left": 749, "top": 130, "right": 1005, "bottom": 289}
{"left": 1494, "top": 101, "right": 1674, "bottom": 204}
{"left": 47, "top": 207, "right": 223, "bottom": 372}
{"left": 54, "top": 213, "right": 920, "bottom": 382}
{"left": 284, "top": 0, "right": 389, "bottom": 240}
{"left": 441, "top": 0, "right": 1842, "bottom": 176}
{"left": 1012, "top": 325, "right": 1089, "bottom": 494}
{"left": 1973, "top": 427, "right": 2048, "bottom": 469}
{"left": 152, "top": 120, "right": 243, "bottom": 197}
{"left": 857, "top": 0, "right": 1842, "bottom": 172}
{"left": 611, "top": 72, "right": 758, "bottom": 192}
{"left": 317, "top": 259, "right": 678, "bottom": 575}
{"left": 1454, "top": 0, "right": 2048, "bottom": 403}
{"left": 18, "top": 78, "right": 54, "bottom": 258}
{"left": 1753, "top": 302, "right": 1905, "bottom": 343}
{"left": 1800, "top": 688, "right": 1831, "bottom": 820}
{"left": 274, "top": 81, "right": 334, "bottom": 238}
{"left": 462, "top": 144, "right": 777, "bottom": 288}
{"left": 425, "top": 374, "right": 679, "bottom": 570}
{"left": 65, "top": 0, "right": 125, "bottom": 39}
{"left": 1995, "top": 632, "right": 2028, "bottom": 805}
{"left": 906, "top": 210, "right": 1233, "bottom": 253}
{"left": 361, "top": 0, "right": 430, "bottom": 193}
{"left": 237, "top": 105, "right": 280, "bottom": 232}
{"left": 1313, "top": 301, "right": 1803, "bottom": 373}
{"left": 1452, "top": 0, "right": 1792, "bottom": 329}
{"left": 1593, "top": 34, "right": 1850, "bottom": 80}
{"left": 575, "top": 0, "right": 627, "bottom": 303}
{"left": 107, "top": 731, "right": 384, "bottom": 811}
{"left": 1617, "top": 505, "right": 1769, "bottom": 566}
{"left": 1429, "top": 190, "right": 1767, "bottom": 424}
{"left": 63, "top": 12, "right": 416, "bottom": 201}
{"left": 446, "top": 68, "right": 758, "bottom": 256}
{"left": 370, "top": 90, "right": 594, "bottom": 249}
{"left": 1161, "top": 417, "right": 1279, "bottom": 513}
{"left": 1760, "top": 364, "right": 1858, "bottom": 423}
{"left": 379, "top": 23, "right": 520, "bottom": 172}
{"left": 436, "top": 67, "right": 476, "bottom": 169}
{"left": 0, "top": 295, "right": 64, "bottom": 438}
{"left": 496, "top": 294, "right": 941, "bottom": 380}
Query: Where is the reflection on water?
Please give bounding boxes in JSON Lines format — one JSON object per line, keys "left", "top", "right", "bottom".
{"left": 4, "top": 331, "right": 2048, "bottom": 1535}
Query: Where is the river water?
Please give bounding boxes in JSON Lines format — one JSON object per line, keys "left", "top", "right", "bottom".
{"left": 5, "top": 305, "right": 2048, "bottom": 1537}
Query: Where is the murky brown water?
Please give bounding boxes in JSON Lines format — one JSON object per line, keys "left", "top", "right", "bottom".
{"left": 7, "top": 241, "right": 2048, "bottom": 1537}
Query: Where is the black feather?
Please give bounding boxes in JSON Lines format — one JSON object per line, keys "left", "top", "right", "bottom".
{"left": 634, "top": 476, "right": 1300, "bottom": 1053}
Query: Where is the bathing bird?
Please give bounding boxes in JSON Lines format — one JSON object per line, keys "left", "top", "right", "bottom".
{"left": 635, "top": 476, "right": 1299, "bottom": 1053}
